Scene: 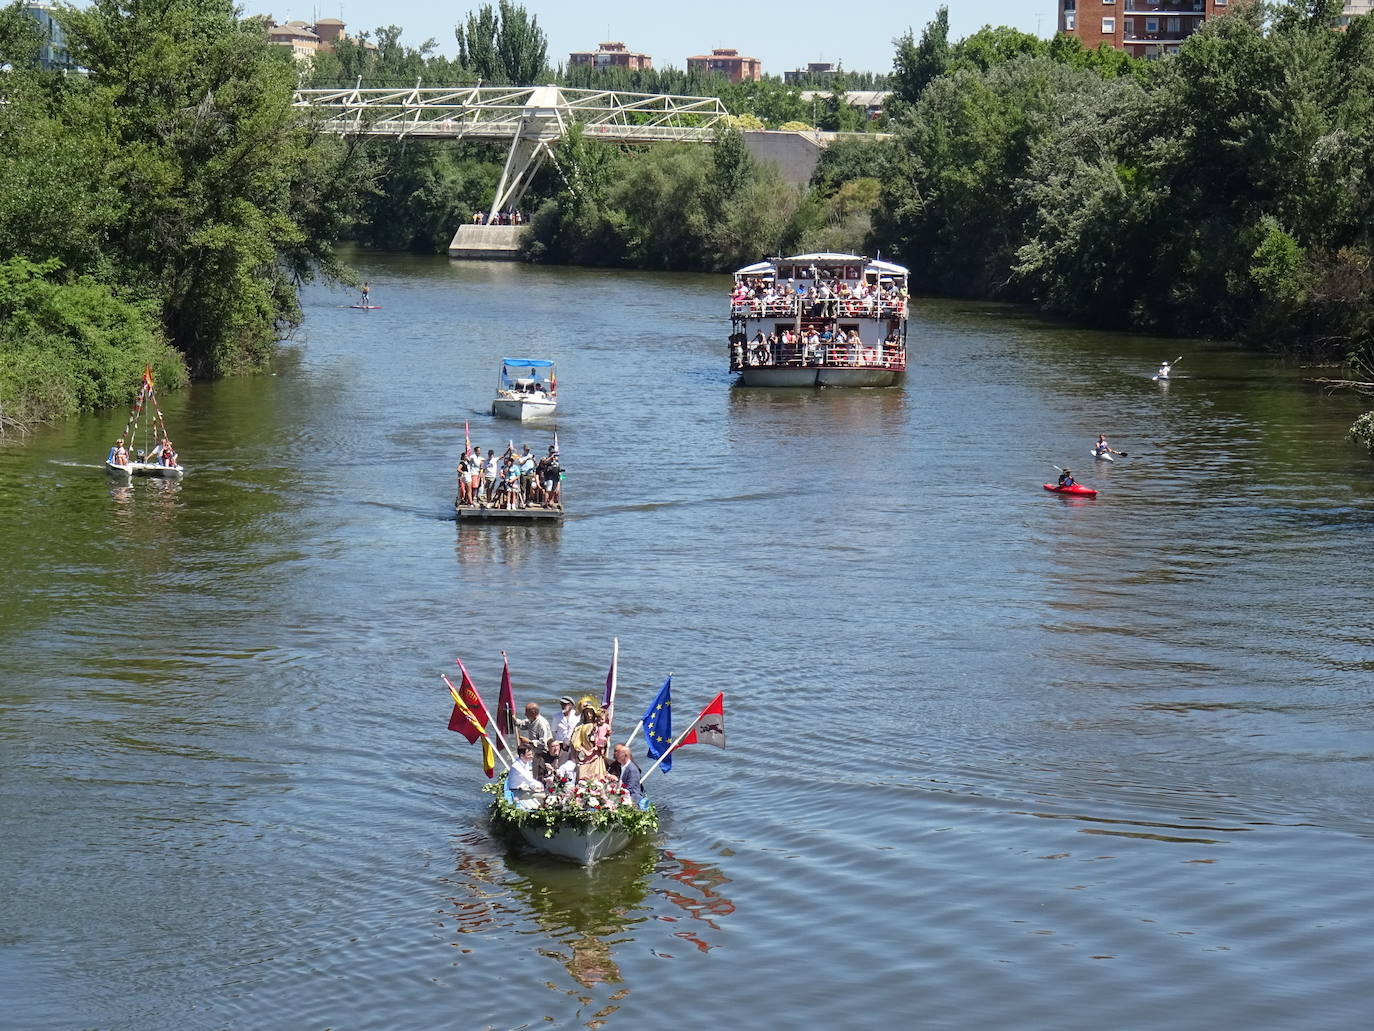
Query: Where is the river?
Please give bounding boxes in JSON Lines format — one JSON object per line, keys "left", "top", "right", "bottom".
{"left": 2, "top": 253, "right": 1372, "bottom": 1029}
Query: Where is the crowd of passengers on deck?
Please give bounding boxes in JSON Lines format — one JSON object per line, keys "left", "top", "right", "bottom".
{"left": 730, "top": 327, "right": 905, "bottom": 369}
{"left": 504, "top": 697, "right": 644, "bottom": 808}
{"left": 732, "top": 276, "right": 907, "bottom": 318}
{"left": 458, "top": 443, "right": 562, "bottom": 509}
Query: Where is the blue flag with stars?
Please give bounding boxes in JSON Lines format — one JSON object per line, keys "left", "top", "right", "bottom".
{"left": 641, "top": 676, "right": 673, "bottom": 773}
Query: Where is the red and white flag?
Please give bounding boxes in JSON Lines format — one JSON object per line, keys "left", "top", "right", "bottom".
{"left": 677, "top": 692, "right": 725, "bottom": 750}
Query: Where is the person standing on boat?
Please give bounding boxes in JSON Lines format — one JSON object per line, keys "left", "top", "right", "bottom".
{"left": 553, "top": 696, "right": 577, "bottom": 745}
{"left": 360, "top": 282, "right": 370, "bottom": 307}
{"left": 613, "top": 744, "right": 643, "bottom": 804}
{"left": 516, "top": 702, "right": 552, "bottom": 752}
{"left": 107, "top": 438, "right": 130, "bottom": 466}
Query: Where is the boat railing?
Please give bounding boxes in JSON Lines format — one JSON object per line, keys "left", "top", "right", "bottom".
{"left": 730, "top": 342, "right": 906, "bottom": 371}
{"left": 730, "top": 297, "right": 907, "bottom": 319}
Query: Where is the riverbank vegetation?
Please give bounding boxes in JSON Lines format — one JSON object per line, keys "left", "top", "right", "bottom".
{"left": 0, "top": 0, "right": 366, "bottom": 428}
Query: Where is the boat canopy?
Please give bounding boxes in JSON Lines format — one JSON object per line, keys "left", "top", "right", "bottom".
{"left": 501, "top": 357, "right": 554, "bottom": 368}
{"left": 867, "top": 258, "right": 910, "bottom": 276}
{"left": 734, "top": 260, "right": 774, "bottom": 277}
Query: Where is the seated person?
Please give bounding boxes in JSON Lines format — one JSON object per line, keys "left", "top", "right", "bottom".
{"left": 158, "top": 438, "right": 178, "bottom": 467}
{"left": 507, "top": 744, "right": 544, "bottom": 808}
{"left": 1058, "top": 469, "right": 1077, "bottom": 487}
{"left": 543, "top": 740, "right": 576, "bottom": 788}
{"left": 613, "top": 744, "right": 643, "bottom": 804}
{"left": 107, "top": 438, "right": 130, "bottom": 466}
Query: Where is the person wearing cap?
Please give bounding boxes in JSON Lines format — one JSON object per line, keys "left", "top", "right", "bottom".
{"left": 1058, "top": 468, "right": 1077, "bottom": 488}
{"left": 107, "top": 438, "right": 130, "bottom": 466}
{"left": 553, "top": 696, "right": 577, "bottom": 745}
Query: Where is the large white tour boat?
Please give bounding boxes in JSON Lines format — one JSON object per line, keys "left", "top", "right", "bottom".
{"left": 729, "top": 252, "right": 909, "bottom": 387}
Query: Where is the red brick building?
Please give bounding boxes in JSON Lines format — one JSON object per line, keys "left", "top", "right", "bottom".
{"left": 686, "top": 48, "right": 762, "bottom": 83}
{"left": 568, "top": 41, "right": 652, "bottom": 71}
{"left": 1059, "top": 1, "right": 1241, "bottom": 59}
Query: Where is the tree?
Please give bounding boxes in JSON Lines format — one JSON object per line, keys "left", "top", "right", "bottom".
{"left": 455, "top": 1, "right": 546, "bottom": 84}
{"left": 891, "top": 6, "right": 950, "bottom": 110}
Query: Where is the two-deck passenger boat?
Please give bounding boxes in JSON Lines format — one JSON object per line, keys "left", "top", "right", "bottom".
{"left": 491, "top": 358, "right": 557, "bottom": 421}
{"left": 729, "top": 252, "right": 909, "bottom": 387}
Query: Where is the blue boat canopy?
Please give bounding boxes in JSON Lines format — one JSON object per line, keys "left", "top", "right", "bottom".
{"left": 501, "top": 358, "right": 554, "bottom": 367}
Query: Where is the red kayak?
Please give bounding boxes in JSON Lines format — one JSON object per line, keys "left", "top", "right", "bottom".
{"left": 1043, "top": 483, "right": 1098, "bottom": 497}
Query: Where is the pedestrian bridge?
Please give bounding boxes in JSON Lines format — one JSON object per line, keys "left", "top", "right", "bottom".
{"left": 293, "top": 83, "right": 730, "bottom": 225}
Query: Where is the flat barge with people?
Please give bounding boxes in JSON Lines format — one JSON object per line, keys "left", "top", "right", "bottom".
{"left": 729, "top": 251, "right": 909, "bottom": 387}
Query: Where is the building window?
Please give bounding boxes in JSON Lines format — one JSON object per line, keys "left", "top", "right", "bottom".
{"left": 1167, "top": 17, "right": 1180, "bottom": 32}
{"left": 1065, "top": 13, "right": 1076, "bottom": 29}
{"left": 1102, "top": 16, "right": 1116, "bottom": 33}
{"left": 1167, "top": 45, "right": 1180, "bottom": 54}
{"left": 1125, "top": 17, "right": 1135, "bottom": 34}
{"left": 1146, "top": 18, "right": 1159, "bottom": 32}
{"left": 1215, "top": 0, "right": 1227, "bottom": 5}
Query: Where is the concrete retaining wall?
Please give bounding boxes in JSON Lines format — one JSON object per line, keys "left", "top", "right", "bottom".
{"left": 448, "top": 223, "right": 529, "bottom": 260}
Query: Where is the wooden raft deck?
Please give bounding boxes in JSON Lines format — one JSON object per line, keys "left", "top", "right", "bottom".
{"left": 455, "top": 502, "right": 564, "bottom": 522}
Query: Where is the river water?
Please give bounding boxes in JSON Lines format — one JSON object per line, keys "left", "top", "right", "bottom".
{"left": 3, "top": 253, "right": 1373, "bottom": 1029}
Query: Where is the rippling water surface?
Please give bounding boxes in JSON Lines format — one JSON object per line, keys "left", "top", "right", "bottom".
{"left": 3, "top": 254, "right": 1373, "bottom": 1029}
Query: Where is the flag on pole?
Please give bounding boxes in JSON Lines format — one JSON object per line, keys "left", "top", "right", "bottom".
{"left": 446, "top": 677, "right": 496, "bottom": 778}
{"left": 602, "top": 639, "right": 618, "bottom": 713}
{"left": 640, "top": 676, "right": 673, "bottom": 773}
{"left": 497, "top": 652, "right": 516, "bottom": 737}
{"left": 677, "top": 692, "right": 725, "bottom": 750}
{"left": 445, "top": 659, "right": 495, "bottom": 742}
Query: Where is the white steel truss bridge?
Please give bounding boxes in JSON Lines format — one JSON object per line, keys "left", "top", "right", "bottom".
{"left": 292, "top": 83, "right": 730, "bottom": 220}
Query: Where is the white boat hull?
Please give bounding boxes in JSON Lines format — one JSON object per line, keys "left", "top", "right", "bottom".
{"left": 1092, "top": 449, "right": 1115, "bottom": 462}
{"left": 513, "top": 823, "right": 634, "bottom": 864}
{"left": 737, "top": 366, "right": 903, "bottom": 388}
{"left": 107, "top": 461, "right": 184, "bottom": 479}
{"left": 491, "top": 397, "right": 557, "bottom": 421}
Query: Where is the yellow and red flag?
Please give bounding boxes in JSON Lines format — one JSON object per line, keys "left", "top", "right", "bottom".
{"left": 446, "top": 674, "right": 496, "bottom": 778}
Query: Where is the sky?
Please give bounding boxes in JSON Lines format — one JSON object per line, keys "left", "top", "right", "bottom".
{"left": 285, "top": 1, "right": 1060, "bottom": 74}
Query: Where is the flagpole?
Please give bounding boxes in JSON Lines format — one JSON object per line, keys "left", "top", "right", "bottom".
{"left": 606, "top": 637, "right": 619, "bottom": 732}
{"left": 640, "top": 718, "right": 695, "bottom": 784}
{"left": 444, "top": 676, "right": 511, "bottom": 772}
{"left": 445, "top": 671, "right": 515, "bottom": 766}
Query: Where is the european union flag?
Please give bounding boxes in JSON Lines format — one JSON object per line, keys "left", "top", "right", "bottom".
{"left": 641, "top": 675, "right": 673, "bottom": 773}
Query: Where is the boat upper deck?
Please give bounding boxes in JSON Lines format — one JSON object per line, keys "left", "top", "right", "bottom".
{"left": 730, "top": 252, "right": 909, "bottom": 322}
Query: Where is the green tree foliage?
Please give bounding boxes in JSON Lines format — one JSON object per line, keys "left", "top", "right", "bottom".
{"left": 309, "top": 25, "right": 468, "bottom": 87}
{"left": 873, "top": 0, "right": 1374, "bottom": 363}
{"left": 0, "top": 258, "right": 185, "bottom": 426}
{"left": 891, "top": 6, "right": 950, "bottom": 112}
{"left": 455, "top": 1, "right": 547, "bottom": 84}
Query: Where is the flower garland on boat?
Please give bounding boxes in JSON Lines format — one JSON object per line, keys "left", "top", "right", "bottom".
{"left": 486, "top": 773, "right": 659, "bottom": 838}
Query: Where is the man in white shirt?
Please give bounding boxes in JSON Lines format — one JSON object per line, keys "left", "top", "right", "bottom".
{"left": 516, "top": 702, "right": 552, "bottom": 751}
{"left": 507, "top": 744, "right": 543, "bottom": 808}
{"left": 553, "top": 696, "right": 577, "bottom": 745}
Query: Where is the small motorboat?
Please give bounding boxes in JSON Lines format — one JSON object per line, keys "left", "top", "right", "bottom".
{"left": 106, "top": 458, "right": 183, "bottom": 479}
{"left": 491, "top": 358, "right": 557, "bottom": 421}
{"left": 1044, "top": 483, "right": 1098, "bottom": 497}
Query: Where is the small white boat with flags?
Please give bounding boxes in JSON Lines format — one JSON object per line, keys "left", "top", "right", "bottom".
{"left": 491, "top": 358, "right": 557, "bottom": 421}
{"left": 104, "top": 367, "right": 184, "bottom": 479}
{"left": 729, "top": 252, "right": 909, "bottom": 387}
{"left": 440, "top": 642, "right": 725, "bottom": 865}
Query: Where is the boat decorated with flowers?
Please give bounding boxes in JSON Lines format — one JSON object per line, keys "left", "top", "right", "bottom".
{"left": 488, "top": 776, "right": 657, "bottom": 864}
{"left": 729, "top": 252, "right": 909, "bottom": 387}
{"left": 441, "top": 643, "right": 725, "bottom": 865}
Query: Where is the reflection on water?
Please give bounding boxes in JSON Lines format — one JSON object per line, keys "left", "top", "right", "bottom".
{"left": 655, "top": 850, "right": 734, "bottom": 956}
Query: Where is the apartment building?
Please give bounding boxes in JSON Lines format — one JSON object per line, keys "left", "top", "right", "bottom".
{"left": 1060, "top": 1, "right": 1236, "bottom": 58}
{"left": 686, "top": 48, "right": 762, "bottom": 83}
{"left": 568, "top": 42, "right": 652, "bottom": 71}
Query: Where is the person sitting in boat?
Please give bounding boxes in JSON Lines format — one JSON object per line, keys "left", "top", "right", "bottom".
{"left": 507, "top": 744, "right": 544, "bottom": 809}
{"left": 612, "top": 744, "right": 643, "bottom": 804}
{"left": 1157, "top": 360, "right": 1172, "bottom": 378}
{"left": 543, "top": 740, "right": 576, "bottom": 788}
{"left": 157, "top": 438, "right": 177, "bottom": 467}
{"left": 107, "top": 438, "right": 130, "bottom": 467}
{"left": 1058, "top": 469, "right": 1077, "bottom": 488}
{"left": 1093, "top": 434, "right": 1120, "bottom": 459}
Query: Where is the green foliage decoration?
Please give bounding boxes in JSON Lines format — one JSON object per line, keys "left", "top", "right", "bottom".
{"left": 484, "top": 779, "right": 659, "bottom": 839}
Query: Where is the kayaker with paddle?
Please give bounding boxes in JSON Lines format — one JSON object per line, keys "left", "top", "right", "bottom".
{"left": 1093, "top": 434, "right": 1124, "bottom": 459}
{"left": 1058, "top": 468, "right": 1077, "bottom": 488}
